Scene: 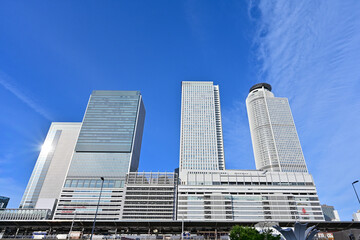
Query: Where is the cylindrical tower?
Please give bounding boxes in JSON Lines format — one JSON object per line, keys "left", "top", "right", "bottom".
{"left": 246, "top": 83, "right": 308, "bottom": 173}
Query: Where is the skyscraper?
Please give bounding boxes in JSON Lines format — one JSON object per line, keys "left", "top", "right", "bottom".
{"left": 246, "top": 83, "right": 308, "bottom": 173}
{"left": 19, "top": 123, "right": 81, "bottom": 209}
{"left": 6, "top": 83, "right": 325, "bottom": 223}
{"left": 67, "top": 90, "right": 145, "bottom": 179}
{"left": 177, "top": 82, "right": 323, "bottom": 222}
{"left": 179, "top": 81, "right": 225, "bottom": 172}
{"left": 321, "top": 204, "right": 340, "bottom": 221}
{"left": 53, "top": 90, "right": 145, "bottom": 220}
{"left": 0, "top": 196, "right": 9, "bottom": 208}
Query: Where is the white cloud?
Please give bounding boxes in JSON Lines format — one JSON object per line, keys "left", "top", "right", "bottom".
{"left": 0, "top": 70, "right": 53, "bottom": 120}
{"left": 248, "top": 0, "right": 360, "bottom": 220}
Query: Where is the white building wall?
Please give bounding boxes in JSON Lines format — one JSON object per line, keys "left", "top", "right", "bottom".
{"left": 246, "top": 84, "right": 308, "bottom": 173}
{"left": 121, "top": 172, "right": 177, "bottom": 220}
{"left": 20, "top": 122, "right": 81, "bottom": 209}
{"left": 38, "top": 123, "right": 81, "bottom": 200}
{"left": 53, "top": 180, "right": 125, "bottom": 220}
{"left": 214, "top": 85, "right": 225, "bottom": 170}
{"left": 180, "top": 81, "right": 225, "bottom": 172}
{"left": 54, "top": 173, "right": 177, "bottom": 221}
{"left": 353, "top": 211, "right": 360, "bottom": 221}
{"left": 178, "top": 170, "right": 324, "bottom": 221}
{"left": 333, "top": 210, "right": 341, "bottom": 221}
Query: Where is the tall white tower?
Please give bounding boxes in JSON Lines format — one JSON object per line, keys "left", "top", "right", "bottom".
{"left": 20, "top": 122, "right": 81, "bottom": 209}
{"left": 246, "top": 83, "right": 308, "bottom": 173}
{"left": 179, "top": 81, "right": 225, "bottom": 172}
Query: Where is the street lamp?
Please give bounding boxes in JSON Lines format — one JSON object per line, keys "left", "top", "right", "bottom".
{"left": 352, "top": 180, "right": 360, "bottom": 205}
{"left": 68, "top": 210, "right": 77, "bottom": 240}
{"left": 181, "top": 215, "right": 184, "bottom": 240}
{"left": 90, "top": 177, "right": 105, "bottom": 240}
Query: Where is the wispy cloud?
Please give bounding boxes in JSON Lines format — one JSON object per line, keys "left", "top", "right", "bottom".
{"left": 0, "top": 153, "right": 14, "bottom": 166}
{"left": 248, "top": 0, "right": 360, "bottom": 220}
{"left": 0, "top": 70, "right": 53, "bottom": 120}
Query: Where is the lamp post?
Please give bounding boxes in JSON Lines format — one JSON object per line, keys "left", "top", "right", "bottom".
{"left": 68, "top": 210, "right": 77, "bottom": 240}
{"left": 181, "top": 214, "right": 184, "bottom": 240}
{"left": 352, "top": 180, "right": 360, "bottom": 205}
{"left": 90, "top": 177, "right": 105, "bottom": 240}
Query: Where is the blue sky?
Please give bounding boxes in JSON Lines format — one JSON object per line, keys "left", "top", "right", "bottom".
{"left": 0, "top": 0, "right": 359, "bottom": 220}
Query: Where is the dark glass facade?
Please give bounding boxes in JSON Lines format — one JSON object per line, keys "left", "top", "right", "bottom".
{"left": 0, "top": 196, "right": 10, "bottom": 208}
{"left": 75, "top": 91, "right": 142, "bottom": 153}
{"left": 54, "top": 91, "right": 145, "bottom": 221}
{"left": 67, "top": 90, "right": 145, "bottom": 179}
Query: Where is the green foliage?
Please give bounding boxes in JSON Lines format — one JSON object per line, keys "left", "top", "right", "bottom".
{"left": 230, "top": 225, "right": 280, "bottom": 240}
{"left": 262, "top": 229, "right": 281, "bottom": 240}
{"left": 230, "top": 226, "right": 261, "bottom": 240}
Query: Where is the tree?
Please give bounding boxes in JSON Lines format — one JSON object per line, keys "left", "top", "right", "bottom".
{"left": 261, "top": 229, "right": 281, "bottom": 240}
{"left": 230, "top": 225, "right": 280, "bottom": 240}
{"left": 230, "top": 226, "right": 261, "bottom": 240}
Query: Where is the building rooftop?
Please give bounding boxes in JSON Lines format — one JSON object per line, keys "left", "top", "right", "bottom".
{"left": 249, "top": 83, "right": 272, "bottom": 92}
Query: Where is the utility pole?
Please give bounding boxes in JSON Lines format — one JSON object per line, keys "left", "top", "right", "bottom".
{"left": 181, "top": 214, "right": 184, "bottom": 240}
{"left": 68, "top": 211, "right": 77, "bottom": 240}
{"left": 90, "top": 177, "right": 105, "bottom": 240}
{"left": 352, "top": 180, "right": 360, "bottom": 205}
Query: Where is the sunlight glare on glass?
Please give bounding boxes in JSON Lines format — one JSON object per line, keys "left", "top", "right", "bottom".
{"left": 41, "top": 143, "right": 53, "bottom": 154}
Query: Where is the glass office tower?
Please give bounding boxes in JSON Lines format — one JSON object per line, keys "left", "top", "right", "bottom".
{"left": 246, "top": 83, "right": 308, "bottom": 173}
{"left": 0, "top": 196, "right": 10, "bottom": 208}
{"left": 321, "top": 204, "right": 340, "bottom": 221}
{"left": 179, "top": 81, "right": 225, "bottom": 172}
{"left": 54, "top": 90, "right": 145, "bottom": 220}
{"left": 66, "top": 90, "right": 145, "bottom": 179}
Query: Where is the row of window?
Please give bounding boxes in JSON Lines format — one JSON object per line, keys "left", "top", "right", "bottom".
{"left": 64, "top": 179, "right": 125, "bottom": 188}
{"left": 185, "top": 181, "right": 313, "bottom": 186}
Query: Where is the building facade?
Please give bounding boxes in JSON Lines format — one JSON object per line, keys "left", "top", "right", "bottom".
{"left": 19, "top": 123, "right": 81, "bottom": 209}
{"left": 0, "top": 196, "right": 9, "bottom": 208}
{"left": 70, "top": 90, "right": 145, "bottom": 178}
{"left": 53, "top": 90, "right": 145, "bottom": 220}
{"left": 246, "top": 83, "right": 308, "bottom": 173}
{"left": 176, "top": 81, "right": 323, "bottom": 222}
{"left": 321, "top": 204, "right": 340, "bottom": 221}
{"left": 352, "top": 210, "right": 360, "bottom": 221}
{"left": 12, "top": 82, "right": 325, "bottom": 223}
{"left": 179, "top": 81, "right": 225, "bottom": 174}
{"left": 178, "top": 170, "right": 324, "bottom": 221}
{"left": 0, "top": 209, "right": 51, "bottom": 220}
{"left": 121, "top": 172, "right": 178, "bottom": 220}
